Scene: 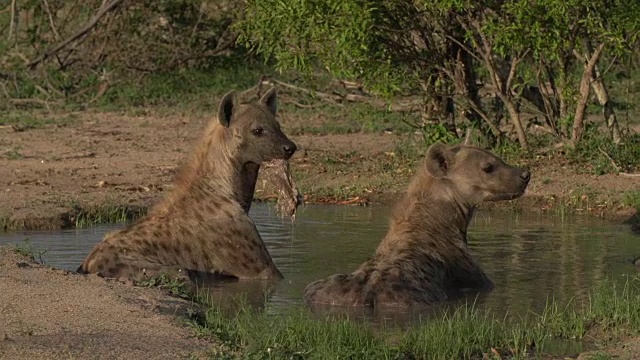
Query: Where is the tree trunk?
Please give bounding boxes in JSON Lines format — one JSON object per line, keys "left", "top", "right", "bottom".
{"left": 472, "top": 20, "right": 527, "bottom": 148}
{"left": 454, "top": 40, "right": 499, "bottom": 145}
{"left": 579, "top": 37, "right": 621, "bottom": 144}
{"left": 492, "top": 59, "right": 529, "bottom": 149}
{"left": 420, "top": 72, "right": 457, "bottom": 136}
{"left": 504, "top": 99, "right": 528, "bottom": 149}
{"left": 591, "top": 78, "right": 622, "bottom": 144}
{"left": 571, "top": 43, "right": 605, "bottom": 147}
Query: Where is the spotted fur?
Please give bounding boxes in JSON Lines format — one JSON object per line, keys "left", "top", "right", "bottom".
{"left": 304, "top": 142, "right": 531, "bottom": 308}
{"left": 77, "top": 88, "right": 297, "bottom": 281}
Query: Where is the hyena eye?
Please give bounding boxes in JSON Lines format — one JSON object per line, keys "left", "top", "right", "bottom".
{"left": 252, "top": 128, "right": 264, "bottom": 136}
{"left": 482, "top": 164, "right": 494, "bottom": 173}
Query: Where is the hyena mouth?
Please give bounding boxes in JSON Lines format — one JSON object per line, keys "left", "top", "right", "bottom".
{"left": 504, "top": 191, "right": 525, "bottom": 200}
{"left": 260, "top": 159, "right": 304, "bottom": 218}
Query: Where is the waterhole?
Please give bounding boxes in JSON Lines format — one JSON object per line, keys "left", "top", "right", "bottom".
{"left": 1, "top": 204, "right": 637, "bottom": 325}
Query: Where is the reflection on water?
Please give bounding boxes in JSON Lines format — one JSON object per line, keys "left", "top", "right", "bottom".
{"left": 0, "top": 203, "right": 637, "bottom": 324}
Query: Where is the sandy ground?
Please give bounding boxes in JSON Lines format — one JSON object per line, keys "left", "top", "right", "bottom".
{"left": 0, "top": 247, "right": 212, "bottom": 359}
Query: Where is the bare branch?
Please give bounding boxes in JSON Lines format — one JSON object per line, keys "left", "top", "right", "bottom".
{"left": 8, "top": 0, "right": 16, "bottom": 42}
{"left": 571, "top": 42, "right": 606, "bottom": 146}
{"left": 8, "top": 98, "right": 56, "bottom": 111}
{"left": 464, "top": 128, "right": 473, "bottom": 145}
{"left": 28, "top": 0, "right": 125, "bottom": 69}
{"left": 42, "top": 0, "right": 61, "bottom": 41}
{"left": 598, "top": 147, "right": 620, "bottom": 173}
{"left": 0, "top": 5, "right": 12, "bottom": 15}
{"left": 443, "top": 35, "right": 482, "bottom": 63}
{"left": 261, "top": 78, "right": 420, "bottom": 112}
{"left": 505, "top": 50, "right": 529, "bottom": 91}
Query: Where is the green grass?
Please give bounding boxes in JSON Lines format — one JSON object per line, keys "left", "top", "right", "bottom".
{"left": 0, "top": 215, "right": 7, "bottom": 231}
{"left": 0, "top": 111, "right": 77, "bottom": 130}
{"left": 94, "top": 59, "right": 267, "bottom": 114}
{"left": 586, "top": 353, "right": 613, "bottom": 360}
{"left": 186, "top": 276, "right": 640, "bottom": 359}
{"left": 3, "top": 147, "right": 23, "bottom": 160}
{"left": 70, "top": 203, "right": 147, "bottom": 227}
{"left": 13, "top": 239, "right": 47, "bottom": 264}
{"left": 567, "top": 126, "right": 640, "bottom": 175}
{"left": 284, "top": 102, "right": 418, "bottom": 135}
{"left": 137, "top": 273, "right": 191, "bottom": 298}
{"left": 623, "top": 191, "right": 640, "bottom": 212}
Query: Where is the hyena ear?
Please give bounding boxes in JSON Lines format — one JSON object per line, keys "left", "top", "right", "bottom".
{"left": 218, "top": 90, "right": 237, "bottom": 128}
{"left": 259, "top": 87, "right": 277, "bottom": 115}
{"left": 425, "top": 142, "right": 453, "bottom": 178}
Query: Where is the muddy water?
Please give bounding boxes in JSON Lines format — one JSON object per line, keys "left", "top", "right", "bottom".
{"left": 1, "top": 204, "right": 637, "bottom": 323}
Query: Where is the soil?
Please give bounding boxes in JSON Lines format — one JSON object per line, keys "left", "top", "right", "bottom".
{"left": 0, "top": 109, "right": 639, "bottom": 358}
{"left": 0, "top": 247, "right": 212, "bottom": 359}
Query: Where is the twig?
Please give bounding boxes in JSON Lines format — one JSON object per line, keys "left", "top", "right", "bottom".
{"left": 261, "top": 78, "right": 420, "bottom": 112}
{"left": 619, "top": 173, "right": 640, "bottom": 177}
{"left": 27, "top": 0, "right": 125, "bottom": 69}
{"left": 238, "top": 84, "right": 259, "bottom": 101}
{"left": 87, "top": 82, "right": 110, "bottom": 104}
{"left": 261, "top": 78, "right": 339, "bottom": 101}
{"left": 8, "top": 98, "right": 54, "bottom": 111}
{"left": 256, "top": 75, "right": 267, "bottom": 97}
{"left": 506, "top": 50, "right": 529, "bottom": 91}
{"left": 291, "top": 101, "right": 319, "bottom": 109}
{"left": 0, "top": 82, "right": 9, "bottom": 98}
{"left": 598, "top": 147, "right": 620, "bottom": 172}
{"left": 0, "top": 5, "right": 12, "bottom": 15}
{"left": 42, "top": 0, "right": 61, "bottom": 41}
{"left": 529, "top": 123, "right": 560, "bottom": 137}
{"left": 8, "top": 0, "right": 16, "bottom": 42}
{"left": 443, "top": 34, "right": 483, "bottom": 63}
{"left": 464, "top": 128, "right": 473, "bottom": 145}
{"left": 540, "top": 141, "right": 567, "bottom": 152}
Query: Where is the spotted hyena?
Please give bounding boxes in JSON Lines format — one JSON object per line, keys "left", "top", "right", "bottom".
{"left": 304, "top": 142, "right": 531, "bottom": 308}
{"left": 77, "top": 88, "right": 297, "bottom": 281}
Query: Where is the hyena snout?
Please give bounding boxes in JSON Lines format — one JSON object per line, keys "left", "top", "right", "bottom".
{"left": 519, "top": 169, "right": 531, "bottom": 184}
{"left": 509, "top": 167, "right": 531, "bottom": 196}
{"left": 282, "top": 139, "right": 297, "bottom": 159}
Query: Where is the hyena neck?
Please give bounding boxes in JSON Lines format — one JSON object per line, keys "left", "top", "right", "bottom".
{"left": 378, "top": 193, "right": 474, "bottom": 255}
{"left": 235, "top": 162, "right": 260, "bottom": 213}
{"left": 425, "top": 196, "right": 475, "bottom": 243}
{"left": 161, "top": 125, "right": 255, "bottom": 212}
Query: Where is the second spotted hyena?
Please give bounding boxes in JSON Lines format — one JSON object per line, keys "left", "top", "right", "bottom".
{"left": 304, "top": 142, "right": 530, "bottom": 308}
{"left": 77, "top": 88, "right": 297, "bottom": 281}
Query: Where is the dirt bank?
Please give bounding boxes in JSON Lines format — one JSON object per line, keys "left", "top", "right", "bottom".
{"left": 0, "top": 110, "right": 638, "bottom": 231}
{"left": 0, "top": 246, "right": 211, "bottom": 359}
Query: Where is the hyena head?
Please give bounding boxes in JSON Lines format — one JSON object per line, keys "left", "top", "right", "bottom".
{"left": 218, "top": 87, "right": 297, "bottom": 164}
{"left": 424, "top": 142, "right": 531, "bottom": 205}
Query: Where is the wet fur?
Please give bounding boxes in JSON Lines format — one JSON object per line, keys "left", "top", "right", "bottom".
{"left": 77, "top": 88, "right": 297, "bottom": 281}
{"left": 304, "top": 143, "right": 531, "bottom": 308}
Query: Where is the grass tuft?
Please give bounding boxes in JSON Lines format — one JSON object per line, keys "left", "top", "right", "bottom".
{"left": 187, "top": 276, "right": 640, "bottom": 359}
{"left": 71, "top": 203, "right": 147, "bottom": 228}
{"left": 13, "top": 238, "right": 47, "bottom": 264}
{"left": 623, "top": 191, "right": 640, "bottom": 212}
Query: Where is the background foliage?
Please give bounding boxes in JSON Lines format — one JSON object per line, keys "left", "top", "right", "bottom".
{"left": 1, "top": 0, "right": 639, "bottom": 169}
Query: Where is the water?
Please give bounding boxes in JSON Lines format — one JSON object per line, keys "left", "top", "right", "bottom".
{"left": 1, "top": 203, "right": 638, "bottom": 323}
